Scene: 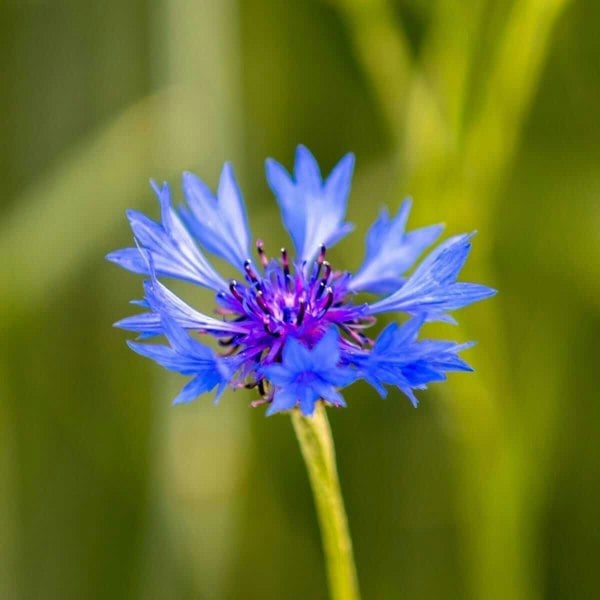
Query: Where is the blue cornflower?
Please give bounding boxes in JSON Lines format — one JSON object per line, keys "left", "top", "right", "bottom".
{"left": 108, "top": 145, "right": 495, "bottom": 416}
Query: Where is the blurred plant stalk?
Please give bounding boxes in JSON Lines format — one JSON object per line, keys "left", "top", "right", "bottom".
{"left": 333, "top": 0, "right": 571, "bottom": 599}
{"left": 140, "top": 2, "right": 248, "bottom": 599}
{"left": 0, "top": 1, "right": 246, "bottom": 598}
{"left": 292, "top": 404, "right": 361, "bottom": 600}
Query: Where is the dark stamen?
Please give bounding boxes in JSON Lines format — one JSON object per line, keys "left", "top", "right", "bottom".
{"left": 283, "top": 307, "right": 292, "bottom": 323}
{"left": 255, "top": 290, "right": 270, "bottom": 314}
{"left": 322, "top": 286, "right": 334, "bottom": 312}
{"left": 316, "top": 280, "right": 326, "bottom": 300}
{"left": 314, "top": 261, "right": 332, "bottom": 294}
{"left": 281, "top": 248, "right": 290, "bottom": 277}
{"left": 218, "top": 336, "right": 236, "bottom": 346}
{"left": 318, "top": 243, "right": 327, "bottom": 264}
{"left": 258, "top": 379, "right": 266, "bottom": 397}
{"left": 256, "top": 240, "right": 268, "bottom": 267}
{"left": 244, "top": 259, "right": 258, "bottom": 283}
{"left": 229, "top": 280, "right": 243, "bottom": 302}
{"left": 297, "top": 299, "right": 307, "bottom": 326}
{"left": 311, "top": 248, "right": 327, "bottom": 285}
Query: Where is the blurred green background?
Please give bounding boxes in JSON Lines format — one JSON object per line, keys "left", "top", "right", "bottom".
{"left": 1, "top": 1, "right": 599, "bottom": 598}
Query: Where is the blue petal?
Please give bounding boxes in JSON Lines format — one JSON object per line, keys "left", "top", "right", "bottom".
{"left": 265, "top": 158, "right": 304, "bottom": 251}
{"left": 310, "top": 330, "right": 357, "bottom": 387}
{"left": 281, "top": 336, "right": 313, "bottom": 371}
{"left": 266, "top": 388, "right": 299, "bottom": 416}
{"left": 180, "top": 163, "right": 251, "bottom": 270}
{"left": 368, "top": 233, "right": 496, "bottom": 317}
{"left": 311, "top": 381, "right": 347, "bottom": 408}
{"left": 106, "top": 182, "right": 227, "bottom": 291}
{"left": 309, "top": 327, "right": 341, "bottom": 368}
{"left": 400, "top": 386, "right": 420, "bottom": 408}
{"left": 377, "top": 317, "right": 424, "bottom": 351}
{"left": 295, "top": 145, "right": 323, "bottom": 192}
{"left": 323, "top": 368, "right": 357, "bottom": 388}
{"left": 361, "top": 317, "right": 475, "bottom": 406}
{"left": 115, "top": 277, "right": 246, "bottom": 337}
{"left": 172, "top": 374, "right": 222, "bottom": 404}
{"left": 159, "top": 310, "right": 216, "bottom": 359}
{"left": 299, "top": 387, "right": 321, "bottom": 417}
{"left": 261, "top": 363, "right": 296, "bottom": 386}
{"left": 128, "top": 312, "right": 231, "bottom": 404}
{"left": 349, "top": 199, "right": 444, "bottom": 294}
{"left": 262, "top": 328, "right": 355, "bottom": 415}
{"left": 127, "top": 341, "right": 201, "bottom": 375}
{"left": 266, "top": 145, "right": 355, "bottom": 262}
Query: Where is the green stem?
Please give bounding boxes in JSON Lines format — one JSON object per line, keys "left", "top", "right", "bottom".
{"left": 291, "top": 403, "right": 361, "bottom": 600}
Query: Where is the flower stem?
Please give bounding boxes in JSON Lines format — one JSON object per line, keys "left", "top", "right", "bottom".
{"left": 291, "top": 403, "right": 361, "bottom": 600}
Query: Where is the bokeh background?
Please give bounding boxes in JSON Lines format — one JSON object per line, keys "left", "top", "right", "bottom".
{"left": 1, "top": 1, "right": 599, "bottom": 599}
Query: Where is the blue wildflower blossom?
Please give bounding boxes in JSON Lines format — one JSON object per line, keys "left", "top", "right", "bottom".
{"left": 108, "top": 145, "right": 495, "bottom": 416}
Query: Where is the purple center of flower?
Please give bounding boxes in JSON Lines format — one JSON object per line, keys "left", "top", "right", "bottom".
{"left": 213, "top": 241, "right": 374, "bottom": 391}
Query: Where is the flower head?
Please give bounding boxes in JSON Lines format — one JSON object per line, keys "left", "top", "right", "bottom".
{"left": 108, "top": 145, "right": 495, "bottom": 416}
